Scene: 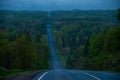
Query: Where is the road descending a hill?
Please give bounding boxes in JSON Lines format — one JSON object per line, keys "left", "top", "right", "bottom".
{"left": 32, "top": 23, "right": 120, "bottom": 80}
{"left": 33, "top": 12, "right": 120, "bottom": 80}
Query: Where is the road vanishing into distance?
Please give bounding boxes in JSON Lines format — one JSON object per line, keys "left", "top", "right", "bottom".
{"left": 33, "top": 24, "right": 120, "bottom": 80}
{"left": 33, "top": 12, "right": 120, "bottom": 80}
{"left": 46, "top": 24, "right": 63, "bottom": 69}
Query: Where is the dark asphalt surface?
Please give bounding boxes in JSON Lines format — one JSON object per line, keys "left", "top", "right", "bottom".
{"left": 37, "top": 70, "right": 98, "bottom": 80}
{"left": 84, "top": 70, "right": 120, "bottom": 80}
{"left": 47, "top": 24, "right": 63, "bottom": 69}
{"left": 33, "top": 69, "right": 120, "bottom": 80}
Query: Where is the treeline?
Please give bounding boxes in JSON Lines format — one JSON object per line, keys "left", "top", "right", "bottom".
{"left": 68, "top": 26, "right": 120, "bottom": 72}
{"left": 0, "top": 35, "right": 50, "bottom": 70}
{"left": 52, "top": 10, "right": 120, "bottom": 72}
{"left": 0, "top": 11, "right": 50, "bottom": 75}
{"left": 89, "top": 27, "right": 120, "bottom": 71}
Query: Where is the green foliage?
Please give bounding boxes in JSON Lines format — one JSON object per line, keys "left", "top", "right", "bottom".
{"left": 0, "top": 11, "right": 50, "bottom": 77}
{"left": 0, "top": 66, "right": 8, "bottom": 76}
{"left": 0, "top": 10, "right": 120, "bottom": 76}
{"left": 103, "top": 26, "right": 120, "bottom": 71}
{"left": 88, "top": 26, "right": 120, "bottom": 71}
{"left": 0, "top": 38, "right": 12, "bottom": 69}
{"left": 70, "top": 46, "right": 86, "bottom": 69}
{"left": 90, "top": 30, "right": 106, "bottom": 56}
{"left": 35, "top": 36, "right": 50, "bottom": 69}
{"left": 52, "top": 10, "right": 120, "bottom": 72}
{"left": 104, "top": 27, "right": 120, "bottom": 53}
{"left": 116, "top": 9, "right": 120, "bottom": 20}
{"left": 12, "top": 35, "right": 36, "bottom": 70}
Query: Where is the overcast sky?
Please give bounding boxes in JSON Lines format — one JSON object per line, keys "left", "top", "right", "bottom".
{"left": 0, "top": 0, "right": 120, "bottom": 10}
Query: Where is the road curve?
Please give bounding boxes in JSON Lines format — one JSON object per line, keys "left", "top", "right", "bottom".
{"left": 33, "top": 69, "right": 120, "bottom": 80}
{"left": 37, "top": 70, "right": 99, "bottom": 80}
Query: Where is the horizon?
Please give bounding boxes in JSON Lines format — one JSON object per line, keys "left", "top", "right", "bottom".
{"left": 0, "top": 0, "right": 120, "bottom": 11}
{"left": 0, "top": 8, "right": 119, "bottom": 12}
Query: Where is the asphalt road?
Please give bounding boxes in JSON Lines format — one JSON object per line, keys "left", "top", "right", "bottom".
{"left": 34, "top": 69, "right": 120, "bottom": 80}
{"left": 33, "top": 24, "right": 120, "bottom": 80}
{"left": 47, "top": 24, "right": 63, "bottom": 69}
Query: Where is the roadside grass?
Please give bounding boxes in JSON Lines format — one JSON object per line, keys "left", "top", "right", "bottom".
{"left": 5, "top": 70, "right": 33, "bottom": 78}
{"left": 0, "top": 67, "right": 50, "bottom": 79}
{"left": 0, "top": 68, "right": 32, "bottom": 78}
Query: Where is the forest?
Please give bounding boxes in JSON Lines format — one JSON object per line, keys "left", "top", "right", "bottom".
{"left": 0, "top": 11, "right": 50, "bottom": 77}
{"left": 52, "top": 10, "right": 120, "bottom": 72}
{"left": 0, "top": 9, "right": 120, "bottom": 77}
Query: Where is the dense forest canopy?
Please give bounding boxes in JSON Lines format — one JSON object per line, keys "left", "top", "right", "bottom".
{"left": 0, "top": 10, "right": 50, "bottom": 77}
{"left": 0, "top": 10, "right": 120, "bottom": 77}
{"left": 51, "top": 10, "right": 120, "bottom": 72}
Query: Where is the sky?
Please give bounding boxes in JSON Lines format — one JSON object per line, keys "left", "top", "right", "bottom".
{"left": 0, "top": 0, "right": 120, "bottom": 10}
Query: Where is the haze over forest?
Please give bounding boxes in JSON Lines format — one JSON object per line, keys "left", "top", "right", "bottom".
{"left": 0, "top": 0, "right": 120, "bottom": 10}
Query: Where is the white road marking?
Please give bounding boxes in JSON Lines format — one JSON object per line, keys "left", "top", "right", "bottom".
{"left": 81, "top": 71, "right": 101, "bottom": 80}
{"left": 38, "top": 71, "right": 49, "bottom": 80}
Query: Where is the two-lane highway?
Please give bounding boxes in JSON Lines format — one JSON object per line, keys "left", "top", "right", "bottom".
{"left": 34, "top": 69, "right": 120, "bottom": 80}
{"left": 33, "top": 24, "right": 120, "bottom": 80}
{"left": 37, "top": 70, "right": 100, "bottom": 80}
{"left": 33, "top": 15, "right": 120, "bottom": 80}
{"left": 47, "top": 24, "right": 63, "bottom": 69}
{"left": 33, "top": 24, "right": 101, "bottom": 80}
